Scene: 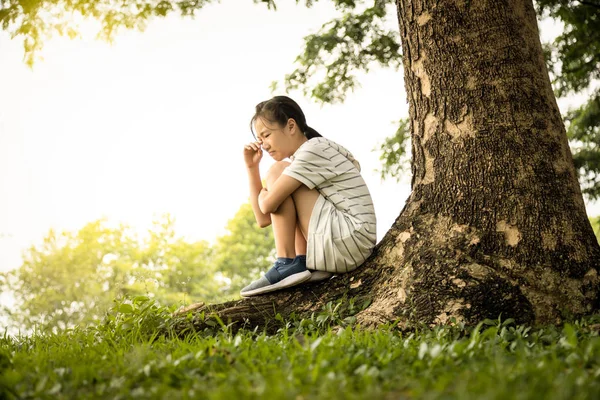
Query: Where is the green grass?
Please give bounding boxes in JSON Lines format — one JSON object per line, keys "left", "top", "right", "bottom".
{"left": 1, "top": 297, "right": 600, "bottom": 399}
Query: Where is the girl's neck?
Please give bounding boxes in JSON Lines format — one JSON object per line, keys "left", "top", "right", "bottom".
{"left": 290, "top": 136, "right": 309, "bottom": 158}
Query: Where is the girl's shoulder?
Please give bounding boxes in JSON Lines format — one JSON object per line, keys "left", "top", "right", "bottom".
{"left": 298, "top": 137, "right": 360, "bottom": 171}
{"left": 310, "top": 137, "right": 355, "bottom": 158}
{"left": 303, "top": 137, "right": 345, "bottom": 151}
{"left": 292, "top": 137, "right": 332, "bottom": 158}
{"left": 304, "top": 136, "right": 328, "bottom": 147}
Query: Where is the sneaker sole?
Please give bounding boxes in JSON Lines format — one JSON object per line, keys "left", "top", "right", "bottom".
{"left": 240, "top": 270, "right": 312, "bottom": 297}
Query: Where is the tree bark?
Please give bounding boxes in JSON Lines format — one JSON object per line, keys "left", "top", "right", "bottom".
{"left": 176, "top": 0, "right": 600, "bottom": 332}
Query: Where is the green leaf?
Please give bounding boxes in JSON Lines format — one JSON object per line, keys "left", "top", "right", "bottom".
{"left": 118, "top": 304, "right": 134, "bottom": 314}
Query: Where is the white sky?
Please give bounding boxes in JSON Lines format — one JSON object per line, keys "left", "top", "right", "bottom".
{"left": 0, "top": 1, "right": 598, "bottom": 276}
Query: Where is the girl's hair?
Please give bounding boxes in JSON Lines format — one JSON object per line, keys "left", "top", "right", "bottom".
{"left": 250, "top": 96, "right": 323, "bottom": 140}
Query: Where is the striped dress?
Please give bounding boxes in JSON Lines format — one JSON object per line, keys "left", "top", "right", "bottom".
{"left": 283, "top": 137, "right": 377, "bottom": 273}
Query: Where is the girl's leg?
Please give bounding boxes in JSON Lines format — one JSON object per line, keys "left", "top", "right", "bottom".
{"left": 265, "top": 162, "right": 298, "bottom": 259}
{"left": 265, "top": 161, "right": 319, "bottom": 258}
{"left": 240, "top": 162, "right": 324, "bottom": 296}
{"left": 293, "top": 185, "right": 333, "bottom": 279}
{"left": 295, "top": 223, "right": 307, "bottom": 255}
{"left": 292, "top": 184, "right": 320, "bottom": 240}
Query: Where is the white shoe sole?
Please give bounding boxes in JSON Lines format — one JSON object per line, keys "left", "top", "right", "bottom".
{"left": 240, "top": 270, "right": 312, "bottom": 297}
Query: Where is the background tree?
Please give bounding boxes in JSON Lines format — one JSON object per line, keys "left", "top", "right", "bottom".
{"left": 2, "top": 215, "right": 218, "bottom": 331}
{"left": 137, "top": 215, "right": 220, "bottom": 304}
{"left": 1, "top": 203, "right": 274, "bottom": 331}
{"left": 4, "top": 219, "right": 141, "bottom": 331}
{"left": 591, "top": 216, "right": 600, "bottom": 241}
{"left": 213, "top": 202, "right": 276, "bottom": 297}
{"left": 536, "top": 0, "right": 600, "bottom": 200}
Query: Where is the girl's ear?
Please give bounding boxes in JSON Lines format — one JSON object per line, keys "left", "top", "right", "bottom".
{"left": 288, "top": 119, "right": 297, "bottom": 134}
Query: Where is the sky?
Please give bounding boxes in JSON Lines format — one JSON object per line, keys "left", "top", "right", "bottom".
{"left": 0, "top": 0, "right": 598, "bottom": 281}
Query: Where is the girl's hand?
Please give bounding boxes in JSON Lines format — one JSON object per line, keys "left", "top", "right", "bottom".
{"left": 244, "top": 141, "right": 263, "bottom": 168}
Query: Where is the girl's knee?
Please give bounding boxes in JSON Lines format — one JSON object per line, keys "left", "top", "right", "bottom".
{"left": 265, "top": 161, "right": 291, "bottom": 188}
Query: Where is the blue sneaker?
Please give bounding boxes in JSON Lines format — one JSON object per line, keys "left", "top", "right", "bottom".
{"left": 240, "top": 257, "right": 311, "bottom": 297}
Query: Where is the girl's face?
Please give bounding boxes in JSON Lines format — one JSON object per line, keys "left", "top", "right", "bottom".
{"left": 254, "top": 117, "right": 294, "bottom": 161}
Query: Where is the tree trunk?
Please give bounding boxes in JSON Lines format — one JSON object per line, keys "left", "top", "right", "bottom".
{"left": 176, "top": 0, "right": 600, "bottom": 332}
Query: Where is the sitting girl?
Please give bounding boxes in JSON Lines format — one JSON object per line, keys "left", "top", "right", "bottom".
{"left": 241, "top": 96, "right": 377, "bottom": 297}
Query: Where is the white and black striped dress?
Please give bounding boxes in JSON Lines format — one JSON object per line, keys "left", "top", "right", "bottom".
{"left": 283, "top": 137, "right": 377, "bottom": 273}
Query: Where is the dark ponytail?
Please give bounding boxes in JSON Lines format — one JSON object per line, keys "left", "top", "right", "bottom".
{"left": 250, "top": 96, "right": 323, "bottom": 140}
{"left": 304, "top": 125, "right": 321, "bottom": 140}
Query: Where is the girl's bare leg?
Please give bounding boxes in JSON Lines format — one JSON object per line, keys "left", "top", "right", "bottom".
{"left": 295, "top": 223, "right": 307, "bottom": 255}
{"left": 265, "top": 162, "right": 298, "bottom": 259}
{"left": 292, "top": 184, "right": 320, "bottom": 239}
{"left": 266, "top": 161, "right": 320, "bottom": 259}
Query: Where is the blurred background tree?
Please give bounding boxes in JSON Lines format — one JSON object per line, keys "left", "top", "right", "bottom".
{"left": 536, "top": 0, "right": 600, "bottom": 200}
{"left": 213, "top": 203, "right": 275, "bottom": 297}
{"left": 4, "top": 219, "right": 142, "bottom": 331}
{"left": 591, "top": 216, "right": 600, "bottom": 242}
{"left": 0, "top": 203, "right": 271, "bottom": 332}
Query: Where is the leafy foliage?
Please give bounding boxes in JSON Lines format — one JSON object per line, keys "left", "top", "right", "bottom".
{"left": 0, "top": 0, "right": 217, "bottom": 66}
{"left": 591, "top": 215, "right": 600, "bottom": 242}
{"left": 1, "top": 203, "right": 273, "bottom": 332}
{"left": 2, "top": 215, "right": 217, "bottom": 331}
{"left": 565, "top": 91, "right": 600, "bottom": 199}
{"left": 536, "top": 0, "right": 600, "bottom": 96}
{"left": 374, "top": 117, "right": 410, "bottom": 182}
{"left": 282, "top": 0, "right": 401, "bottom": 103}
{"left": 213, "top": 202, "right": 275, "bottom": 296}
{"left": 532, "top": 0, "right": 600, "bottom": 200}
{"left": 2, "top": 300, "right": 600, "bottom": 399}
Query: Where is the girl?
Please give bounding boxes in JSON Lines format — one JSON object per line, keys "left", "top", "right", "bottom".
{"left": 241, "top": 96, "right": 377, "bottom": 297}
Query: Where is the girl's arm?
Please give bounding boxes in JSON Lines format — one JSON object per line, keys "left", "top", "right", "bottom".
{"left": 243, "top": 141, "right": 272, "bottom": 228}
{"left": 243, "top": 141, "right": 302, "bottom": 223}
{"left": 247, "top": 166, "right": 272, "bottom": 228}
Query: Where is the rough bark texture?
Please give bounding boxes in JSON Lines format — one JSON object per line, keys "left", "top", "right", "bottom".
{"left": 176, "top": 0, "right": 600, "bottom": 333}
